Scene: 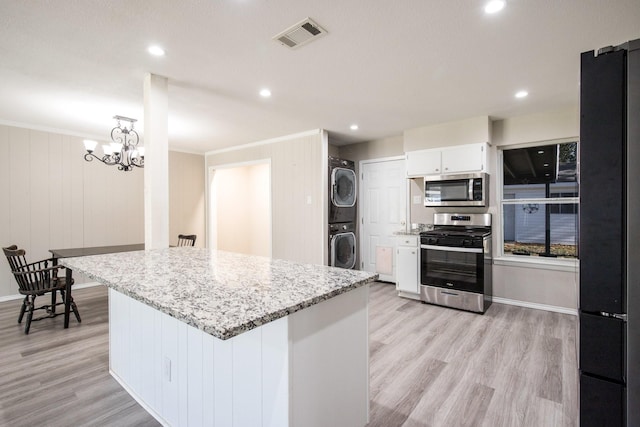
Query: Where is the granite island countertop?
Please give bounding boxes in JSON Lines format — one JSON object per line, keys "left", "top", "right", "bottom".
{"left": 61, "top": 248, "right": 378, "bottom": 340}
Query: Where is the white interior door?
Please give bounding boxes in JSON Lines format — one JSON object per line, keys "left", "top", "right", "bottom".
{"left": 360, "top": 158, "right": 407, "bottom": 282}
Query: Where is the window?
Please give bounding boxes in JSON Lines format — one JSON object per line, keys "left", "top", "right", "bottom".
{"left": 501, "top": 141, "right": 578, "bottom": 259}
{"left": 549, "top": 193, "right": 578, "bottom": 214}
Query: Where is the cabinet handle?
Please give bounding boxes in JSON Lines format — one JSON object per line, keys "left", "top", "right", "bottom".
{"left": 411, "top": 251, "right": 415, "bottom": 254}
{"left": 435, "top": 168, "right": 439, "bottom": 171}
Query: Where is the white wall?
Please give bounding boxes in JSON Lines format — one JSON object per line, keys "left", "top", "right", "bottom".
{"left": 349, "top": 109, "right": 580, "bottom": 311}
{"left": 492, "top": 107, "right": 579, "bottom": 146}
{"left": 490, "top": 107, "right": 580, "bottom": 311}
{"left": 337, "top": 135, "right": 405, "bottom": 269}
{"left": 169, "top": 151, "right": 206, "bottom": 248}
{"left": 403, "top": 115, "right": 491, "bottom": 152}
{"left": 206, "top": 130, "right": 327, "bottom": 265}
{"left": 0, "top": 124, "right": 144, "bottom": 298}
{"left": 0, "top": 124, "right": 207, "bottom": 299}
{"left": 404, "top": 117, "right": 492, "bottom": 226}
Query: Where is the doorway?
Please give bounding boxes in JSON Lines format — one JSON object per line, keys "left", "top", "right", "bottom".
{"left": 359, "top": 157, "right": 407, "bottom": 282}
{"left": 208, "top": 160, "right": 272, "bottom": 257}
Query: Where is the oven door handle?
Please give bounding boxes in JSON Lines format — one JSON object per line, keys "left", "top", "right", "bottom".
{"left": 420, "top": 244, "right": 482, "bottom": 254}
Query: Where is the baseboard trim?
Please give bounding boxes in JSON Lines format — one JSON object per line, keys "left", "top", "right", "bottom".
{"left": 110, "top": 369, "right": 169, "bottom": 427}
{"left": 492, "top": 296, "right": 577, "bottom": 316}
{"left": 0, "top": 294, "right": 23, "bottom": 303}
{"left": 397, "top": 291, "right": 421, "bottom": 301}
{"left": 0, "top": 281, "right": 102, "bottom": 303}
{"left": 72, "top": 282, "right": 103, "bottom": 290}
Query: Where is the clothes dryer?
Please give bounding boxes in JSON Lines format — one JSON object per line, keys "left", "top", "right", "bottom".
{"left": 329, "top": 157, "right": 357, "bottom": 224}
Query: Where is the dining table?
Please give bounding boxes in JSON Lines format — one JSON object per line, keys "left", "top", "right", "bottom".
{"left": 49, "top": 244, "right": 145, "bottom": 328}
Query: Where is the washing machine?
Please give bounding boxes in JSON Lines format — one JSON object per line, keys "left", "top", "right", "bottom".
{"left": 329, "top": 156, "right": 357, "bottom": 224}
{"left": 329, "top": 222, "right": 357, "bottom": 269}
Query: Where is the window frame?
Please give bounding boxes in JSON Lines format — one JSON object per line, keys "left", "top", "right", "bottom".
{"left": 496, "top": 138, "right": 580, "bottom": 270}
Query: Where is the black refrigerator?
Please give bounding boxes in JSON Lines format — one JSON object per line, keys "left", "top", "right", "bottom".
{"left": 579, "top": 39, "right": 640, "bottom": 426}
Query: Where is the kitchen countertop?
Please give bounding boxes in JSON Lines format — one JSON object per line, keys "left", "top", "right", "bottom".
{"left": 393, "top": 224, "right": 433, "bottom": 236}
{"left": 60, "top": 247, "right": 378, "bottom": 340}
{"left": 393, "top": 230, "right": 422, "bottom": 236}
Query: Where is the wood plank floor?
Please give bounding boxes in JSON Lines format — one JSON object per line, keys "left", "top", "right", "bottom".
{"left": 0, "top": 282, "right": 578, "bottom": 426}
{"left": 366, "top": 282, "right": 578, "bottom": 427}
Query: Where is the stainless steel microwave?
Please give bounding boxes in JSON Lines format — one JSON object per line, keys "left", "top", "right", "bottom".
{"left": 424, "top": 173, "right": 488, "bottom": 207}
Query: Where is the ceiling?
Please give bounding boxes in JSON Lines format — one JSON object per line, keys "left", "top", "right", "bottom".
{"left": 1, "top": 1, "right": 639, "bottom": 154}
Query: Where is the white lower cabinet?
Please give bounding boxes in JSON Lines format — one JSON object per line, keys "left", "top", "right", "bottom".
{"left": 396, "top": 236, "right": 420, "bottom": 295}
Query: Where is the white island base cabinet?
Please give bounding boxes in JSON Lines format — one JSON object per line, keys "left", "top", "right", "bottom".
{"left": 108, "top": 285, "right": 370, "bottom": 427}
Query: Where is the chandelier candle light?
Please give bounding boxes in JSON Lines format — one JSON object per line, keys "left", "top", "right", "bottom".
{"left": 83, "top": 115, "right": 144, "bottom": 171}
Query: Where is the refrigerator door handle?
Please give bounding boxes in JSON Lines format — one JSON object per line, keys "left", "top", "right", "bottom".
{"left": 599, "top": 311, "right": 628, "bottom": 321}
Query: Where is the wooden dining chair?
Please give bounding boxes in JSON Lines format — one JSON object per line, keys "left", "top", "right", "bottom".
{"left": 3, "top": 245, "right": 81, "bottom": 334}
{"left": 177, "top": 234, "right": 197, "bottom": 247}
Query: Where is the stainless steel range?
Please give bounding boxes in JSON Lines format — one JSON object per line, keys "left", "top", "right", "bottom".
{"left": 419, "top": 213, "right": 492, "bottom": 313}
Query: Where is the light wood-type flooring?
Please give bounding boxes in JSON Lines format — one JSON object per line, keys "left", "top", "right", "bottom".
{"left": 366, "top": 282, "right": 578, "bottom": 427}
{"left": 0, "top": 282, "right": 578, "bottom": 426}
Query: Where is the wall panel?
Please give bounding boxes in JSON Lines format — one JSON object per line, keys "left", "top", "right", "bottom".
{"left": 30, "top": 130, "right": 50, "bottom": 261}
{"left": 206, "top": 130, "right": 326, "bottom": 265}
{"left": 0, "top": 126, "right": 11, "bottom": 296}
{"left": 0, "top": 124, "right": 205, "bottom": 298}
{"left": 403, "top": 116, "right": 490, "bottom": 152}
{"left": 48, "top": 133, "right": 65, "bottom": 250}
{"left": 8, "top": 127, "right": 31, "bottom": 263}
{"left": 168, "top": 151, "right": 205, "bottom": 248}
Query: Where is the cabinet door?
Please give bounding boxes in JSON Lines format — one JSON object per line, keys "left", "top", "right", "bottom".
{"left": 406, "top": 149, "right": 441, "bottom": 177}
{"left": 396, "top": 246, "right": 419, "bottom": 293}
{"left": 441, "top": 144, "right": 485, "bottom": 174}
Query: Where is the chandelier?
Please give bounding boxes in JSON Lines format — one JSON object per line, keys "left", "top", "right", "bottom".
{"left": 83, "top": 115, "right": 144, "bottom": 171}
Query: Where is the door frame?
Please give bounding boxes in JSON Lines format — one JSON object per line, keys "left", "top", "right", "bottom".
{"left": 358, "top": 155, "right": 410, "bottom": 278}
{"left": 207, "top": 159, "right": 272, "bottom": 256}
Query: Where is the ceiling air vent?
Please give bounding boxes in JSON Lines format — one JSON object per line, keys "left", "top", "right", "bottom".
{"left": 273, "top": 18, "right": 327, "bottom": 49}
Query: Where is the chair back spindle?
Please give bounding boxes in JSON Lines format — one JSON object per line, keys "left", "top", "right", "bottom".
{"left": 177, "top": 234, "right": 197, "bottom": 247}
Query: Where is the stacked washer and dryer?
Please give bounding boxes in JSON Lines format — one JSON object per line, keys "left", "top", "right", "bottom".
{"left": 328, "top": 157, "right": 357, "bottom": 269}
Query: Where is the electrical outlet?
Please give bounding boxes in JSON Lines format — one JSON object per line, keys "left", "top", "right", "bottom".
{"left": 164, "top": 357, "right": 172, "bottom": 382}
{"left": 413, "top": 195, "right": 422, "bottom": 204}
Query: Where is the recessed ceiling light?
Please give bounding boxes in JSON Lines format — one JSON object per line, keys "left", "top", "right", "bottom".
{"left": 259, "top": 88, "right": 272, "bottom": 98}
{"left": 544, "top": 163, "right": 550, "bottom": 167}
{"left": 515, "top": 90, "right": 529, "bottom": 98}
{"left": 147, "top": 45, "right": 165, "bottom": 56}
{"left": 484, "top": 0, "right": 505, "bottom": 14}
{"left": 538, "top": 150, "right": 545, "bottom": 154}
{"left": 350, "top": 124, "right": 359, "bottom": 131}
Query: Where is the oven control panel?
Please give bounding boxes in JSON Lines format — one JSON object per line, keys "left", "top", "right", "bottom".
{"left": 421, "top": 235, "right": 484, "bottom": 248}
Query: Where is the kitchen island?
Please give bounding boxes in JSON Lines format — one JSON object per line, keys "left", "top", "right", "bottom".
{"left": 61, "top": 247, "right": 377, "bottom": 427}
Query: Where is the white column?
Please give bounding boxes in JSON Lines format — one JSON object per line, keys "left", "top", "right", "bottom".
{"left": 143, "top": 73, "right": 170, "bottom": 249}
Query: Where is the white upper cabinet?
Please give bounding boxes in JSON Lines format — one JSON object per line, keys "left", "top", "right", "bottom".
{"left": 405, "top": 149, "right": 441, "bottom": 176}
{"left": 405, "top": 142, "right": 488, "bottom": 177}
{"left": 440, "top": 143, "right": 485, "bottom": 174}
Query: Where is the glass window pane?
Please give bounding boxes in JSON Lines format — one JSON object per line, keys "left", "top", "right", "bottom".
{"left": 503, "top": 141, "right": 578, "bottom": 199}
{"left": 502, "top": 203, "right": 578, "bottom": 259}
